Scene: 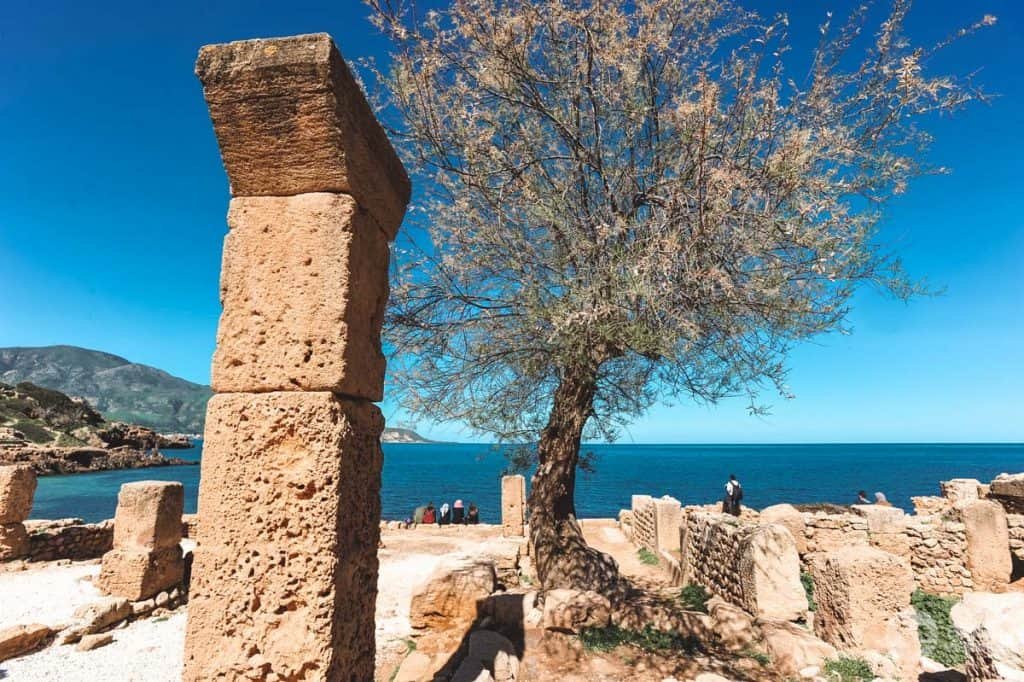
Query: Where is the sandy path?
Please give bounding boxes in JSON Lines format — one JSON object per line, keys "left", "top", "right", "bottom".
{"left": 0, "top": 561, "right": 103, "bottom": 631}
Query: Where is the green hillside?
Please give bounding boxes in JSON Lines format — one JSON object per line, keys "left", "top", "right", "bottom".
{"left": 0, "top": 346, "right": 210, "bottom": 433}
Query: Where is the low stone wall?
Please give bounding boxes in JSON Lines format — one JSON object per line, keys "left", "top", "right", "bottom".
{"left": 181, "top": 513, "right": 199, "bottom": 539}
{"left": 1007, "top": 513, "right": 1024, "bottom": 561}
{"left": 904, "top": 516, "right": 971, "bottom": 595}
{"left": 631, "top": 495, "right": 658, "bottom": 552}
{"left": 804, "top": 513, "right": 869, "bottom": 554}
{"left": 24, "top": 518, "right": 113, "bottom": 562}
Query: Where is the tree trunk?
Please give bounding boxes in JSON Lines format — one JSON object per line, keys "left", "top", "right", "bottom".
{"left": 528, "top": 363, "right": 621, "bottom": 595}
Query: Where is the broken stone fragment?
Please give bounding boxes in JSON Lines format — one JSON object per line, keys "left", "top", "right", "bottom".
{"left": 97, "top": 546, "right": 184, "bottom": 601}
{"left": 194, "top": 33, "right": 410, "bottom": 236}
{"left": 211, "top": 193, "right": 390, "bottom": 399}
{"left": 0, "top": 464, "right": 36, "bottom": 524}
{"left": 76, "top": 632, "right": 114, "bottom": 652}
{"left": 0, "top": 623, "right": 53, "bottom": 662}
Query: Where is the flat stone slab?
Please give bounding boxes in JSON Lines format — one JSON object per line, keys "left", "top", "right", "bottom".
{"left": 195, "top": 33, "right": 410, "bottom": 236}
{"left": 211, "top": 193, "right": 389, "bottom": 399}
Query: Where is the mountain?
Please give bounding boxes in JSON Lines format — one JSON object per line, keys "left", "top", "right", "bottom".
{"left": 0, "top": 346, "right": 210, "bottom": 433}
{"left": 0, "top": 345, "right": 432, "bottom": 442}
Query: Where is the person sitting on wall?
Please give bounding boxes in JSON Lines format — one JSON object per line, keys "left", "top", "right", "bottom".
{"left": 857, "top": 490, "right": 871, "bottom": 505}
{"left": 438, "top": 502, "right": 452, "bottom": 525}
{"left": 465, "top": 503, "right": 480, "bottom": 524}
{"left": 422, "top": 503, "right": 436, "bottom": 524}
{"left": 874, "top": 492, "right": 893, "bottom": 507}
{"left": 452, "top": 499, "right": 466, "bottom": 524}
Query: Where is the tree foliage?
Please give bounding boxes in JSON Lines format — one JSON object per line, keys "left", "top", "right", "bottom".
{"left": 368, "top": 0, "right": 993, "bottom": 444}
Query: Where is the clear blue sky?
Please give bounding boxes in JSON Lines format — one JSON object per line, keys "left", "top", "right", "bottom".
{"left": 1, "top": 1, "right": 1021, "bottom": 443}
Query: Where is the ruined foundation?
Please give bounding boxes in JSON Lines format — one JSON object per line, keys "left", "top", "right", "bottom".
{"left": 183, "top": 33, "right": 409, "bottom": 681}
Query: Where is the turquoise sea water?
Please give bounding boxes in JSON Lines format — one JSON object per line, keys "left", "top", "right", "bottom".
{"left": 30, "top": 442, "right": 1024, "bottom": 524}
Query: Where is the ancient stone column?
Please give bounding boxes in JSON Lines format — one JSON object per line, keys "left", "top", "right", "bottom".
{"left": 97, "top": 481, "right": 184, "bottom": 600}
{"left": 501, "top": 474, "right": 526, "bottom": 537}
{"left": 653, "top": 496, "right": 682, "bottom": 554}
{"left": 961, "top": 499, "right": 1012, "bottom": 592}
{"left": 184, "top": 33, "right": 409, "bottom": 681}
{"left": 0, "top": 464, "right": 36, "bottom": 561}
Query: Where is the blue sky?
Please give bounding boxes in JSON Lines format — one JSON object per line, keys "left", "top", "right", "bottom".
{"left": 1, "top": 1, "right": 1021, "bottom": 443}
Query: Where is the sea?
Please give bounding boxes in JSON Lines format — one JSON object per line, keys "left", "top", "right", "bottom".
{"left": 30, "top": 442, "right": 1024, "bottom": 524}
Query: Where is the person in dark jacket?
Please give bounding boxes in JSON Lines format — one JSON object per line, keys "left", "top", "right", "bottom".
{"left": 438, "top": 503, "right": 452, "bottom": 525}
{"left": 725, "top": 474, "right": 743, "bottom": 516}
{"left": 465, "top": 503, "right": 480, "bottom": 524}
{"left": 452, "top": 499, "right": 466, "bottom": 524}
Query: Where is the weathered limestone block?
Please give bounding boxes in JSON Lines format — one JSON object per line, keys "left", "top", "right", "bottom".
{"left": 0, "top": 522, "right": 29, "bottom": 560}
{"left": 707, "top": 596, "right": 757, "bottom": 652}
{"left": 410, "top": 557, "right": 496, "bottom": 634}
{"left": 912, "top": 495, "right": 950, "bottom": 516}
{"left": 989, "top": 473, "right": 1024, "bottom": 514}
{"left": 542, "top": 589, "right": 612, "bottom": 634}
{"left": 183, "top": 392, "right": 383, "bottom": 681}
{"left": 0, "top": 623, "right": 53, "bottom": 663}
{"left": 758, "top": 619, "right": 838, "bottom": 678}
{"left": 760, "top": 504, "right": 807, "bottom": 555}
{"left": 961, "top": 499, "right": 1012, "bottom": 592}
{"left": 195, "top": 33, "right": 410, "bottom": 235}
{"left": 112, "top": 481, "right": 184, "bottom": 551}
{"left": 951, "top": 592, "right": 1024, "bottom": 682}
{"left": 941, "top": 478, "right": 982, "bottom": 505}
{"left": 0, "top": 464, "right": 36, "bottom": 524}
{"left": 737, "top": 524, "right": 807, "bottom": 621}
{"left": 211, "top": 193, "right": 390, "bottom": 399}
{"left": 811, "top": 546, "right": 920, "bottom": 680}
{"left": 851, "top": 504, "right": 906, "bottom": 534}
{"left": 501, "top": 474, "right": 526, "bottom": 537}
{"left": 654, "top": 496, "right": 682, "bottom": 554}
{"left": 97, "top": 546, "right": 184, "bottom": 601}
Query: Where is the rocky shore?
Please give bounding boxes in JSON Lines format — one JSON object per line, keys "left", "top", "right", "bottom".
{"left": 0, "top": 444, "right": 196, "bottom": 476}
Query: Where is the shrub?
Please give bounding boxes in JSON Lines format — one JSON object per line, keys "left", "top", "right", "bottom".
{"left": 637, "top": 547, "right": 659, "bottom": 565}
{"left": 679, "top": 583, "right": 710, "bottom": 613}
{"left": 741, "top": 647, "right": 771, "bottom": 665}
{"left": 912, "top": 589, "right": 966, "bottom": 666}
{"left": 801, "top": 571, "right": 817, "bottom": 612}
{"left": 823, "top": 656, "right": 874, "bottom": 681}
{"left": 579, "top": 625, "right": 701, "bottom": 654}
{"left": 11, "top": 419, "right": 53, "bottom": 444}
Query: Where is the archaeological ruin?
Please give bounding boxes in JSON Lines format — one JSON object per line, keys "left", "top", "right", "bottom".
{"left": 501, "top": 474, "right": 526, "bottom": 538}
{"left": 183, "top": 33, "right": 409, "bottom": 680}
{"left": 0, "top": 464, "right": 36, "bottom": 561}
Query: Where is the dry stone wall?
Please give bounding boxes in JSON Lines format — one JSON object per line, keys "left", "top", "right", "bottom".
{"left": 630, "top": 495, "right": 658, "bottom": 552}
{"left": 24, "top": 518, "right": 113, "bottom": 562}
{"left": 184, "top": 32, "right": 408, "bottom": 681}
{"left": 1008, "top": 513, "right": 1024, "bottom": 561}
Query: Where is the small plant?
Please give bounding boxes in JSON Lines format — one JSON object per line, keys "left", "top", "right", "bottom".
{"left": 637, "top": 547, "right": 659, "bottom": 565}
{"left": 579, "top": 625, "right": 701, "bottom": 654}
{"left": 678, "top": 583, "right": 710, "bottom": 613}
{"left": 801, "top": 571, "right": 817, "bottom": 612}
{"left": 912, "top": 589, "right": 966, "bottom": 666}
{"left": 741, "top": 647, "right": 771, "bottom": 665}
{"left": 823, "top": 656, "right": 874, "bottom": 682}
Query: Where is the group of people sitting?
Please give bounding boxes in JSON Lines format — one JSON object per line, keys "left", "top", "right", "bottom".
{"left": 410, "top": 499, "right": 480, "bottom": 526}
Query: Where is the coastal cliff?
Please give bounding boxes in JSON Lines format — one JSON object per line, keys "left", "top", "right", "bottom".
{"left": 0, "top": 382, "right": 195, "bottom": 475}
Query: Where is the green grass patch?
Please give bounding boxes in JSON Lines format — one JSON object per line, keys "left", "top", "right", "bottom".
{"left": 801, "top": 571, "right": 817, "bottom": 612}
{"left": 912, "top": 589, "right": 966, "bottom": 667}
{"left": 579, "top": 625, "right": 701, "bottom": 654}
{"left": 823, "top": 656, "right": 874, "bottom": 681}
{"left": 637, "top": 547, "right": 659, "bottom": 565}
{"left": 740, "top": 647, "right": 771, "bottom": 665}
{"left": 678, "top": 583, "right": 710, "bottom": 613}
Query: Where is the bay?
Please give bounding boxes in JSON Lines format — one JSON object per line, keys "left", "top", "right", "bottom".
{"left": 30, "top": 442, "right": 1024, "bottom": 524}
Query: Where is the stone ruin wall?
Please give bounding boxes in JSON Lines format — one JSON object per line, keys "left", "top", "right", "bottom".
{"left": 680, "top": 511, "right": 747, "bottom": 607}
{"left": 630, "top": 495, "right": 659, "bottom": 552}
{"left": 1008, "top": 513, "right": 1024, "bottom": 560}
{"left": 24, "top": 518, "right": 113, "bottom": 562}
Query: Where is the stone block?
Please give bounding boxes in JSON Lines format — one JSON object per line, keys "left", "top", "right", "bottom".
{"left": 758, "top": 619, "right": 838, "bottom": 678}
{"left": 183, "top": 391, "right": 383, "bottom": 681}
{"left": 654, "top": 496, "right": 682, "bottom": 554}
{"left": 738, "top": 524, "right": 807, "bottom": 621}
{"left": 211, "top": 193, "right": 390, "bottom": 399}
{"left": 851, "top": 504, "right": 907, "bottom": 534}
{"left": 410, "top": 558, "right": 496, "bottom": 631}
{"left": 501, "top": 475, "right": 526, "bottom": 538}
{"left": 0, "top": 522, "right": 29, "bottom": 560}
{"left": 195, "top": 33, "right": 410, "bottom": 235}
{"left": 760, "top": 504, "right": 807, "bottom": 554}
{"left": 941, "top": 478, "right": 982, "bottom": 505}
{"left": 0, "top": 623, "right": 53, "bottom": 663}
{"left": 951, "top": 592, "right": 1024, "bottom": 682}
{"left": 542, "top": 589, "right": 611, "bottom": 634}
{"left": 0, "top": 464, "right": 36, "bottom": 524}
{"left": 811, "top": 546, "right": 919, "bottom": 679}
{"left": 97, "top": 546, "right": 184, "bottom": 601}
{"left": 112, "top": 481, "right": 184, "bottom": 551}
{"left": 961, "top": 499, "right": 1012, "bottom": 592}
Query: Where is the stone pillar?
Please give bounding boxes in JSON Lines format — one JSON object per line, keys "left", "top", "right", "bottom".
{"left": 811, "top": 546, "right": 920, "bottom": 680}
{"left": 97, "top": 481, "right": 184, "bottom": 600}
{"left": 0, "top": 465, "right": 36, "bottom": 561}
{"left": 737, "top": 524, "right": 807, "bottom": 621}
{"left": 961, "top": 499, "right": 1012, "bottom": 592}
{"left": 184, "top": 33, "right": 409, "bottom": 681}
{"left": 501, "top": 474, "right": 526, "bottom": 537}
{"left": 653, "top": 496, "right": 682, "bottom": 554}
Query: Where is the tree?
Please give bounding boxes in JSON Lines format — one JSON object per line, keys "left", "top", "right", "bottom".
{"left": 367, "top": 0, "right": 993, "bottom": 594}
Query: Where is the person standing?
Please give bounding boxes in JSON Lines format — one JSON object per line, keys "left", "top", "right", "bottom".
{"left": 726, "top": 474, "right": 743, "bottom": 516}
